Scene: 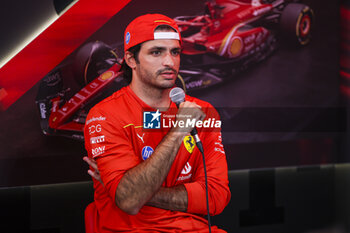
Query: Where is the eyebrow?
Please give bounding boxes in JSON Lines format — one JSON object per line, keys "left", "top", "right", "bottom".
{"left": 149, "top": 46, "right": 181, "bottom": 51}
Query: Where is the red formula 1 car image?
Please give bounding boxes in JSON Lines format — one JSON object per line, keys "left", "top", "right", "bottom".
{"left": 176, "top": 0, "right": 313, "bottom": 90}
{"left": 35, "top": 0, "right": 314, "bottom": 140}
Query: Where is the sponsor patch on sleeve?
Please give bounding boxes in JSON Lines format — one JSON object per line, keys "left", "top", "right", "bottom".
{"left": 141, "top": 146, "right": 154, "bottom": 160}
{"left": 183, "top": 135, "right": 195, "bottom": 154}
{"left": 90, "top": 135, "right": 105, "bottom": 144}
{"left": 91, "top": 146, "right": 106, "bottom": 158}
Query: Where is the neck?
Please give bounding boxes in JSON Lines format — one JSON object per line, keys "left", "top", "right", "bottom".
{"left": 129, "top": 81, "right": 171, "bottom": 109}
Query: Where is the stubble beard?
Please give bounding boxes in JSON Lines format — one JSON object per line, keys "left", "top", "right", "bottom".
{"left": 138, "top": 66, "right": 177, "bottom": 90}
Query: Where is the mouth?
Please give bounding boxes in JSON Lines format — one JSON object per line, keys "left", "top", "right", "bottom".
{"left": 158, "top": 69, "right": 177, "bottom": 80}
{"left": 160, "top": 73, "right": 176, "bottom": 80}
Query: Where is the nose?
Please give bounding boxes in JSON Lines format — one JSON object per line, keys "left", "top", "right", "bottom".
{"left": 162, "top": 52, "right": 175, "bottom": 67}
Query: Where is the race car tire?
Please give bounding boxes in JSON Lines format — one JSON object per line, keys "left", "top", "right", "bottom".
{"left": 73, "top": 41, "right": 118, "bottom": 87}
{"left": 280, "top": 3, "right": 314, "bottom": 46}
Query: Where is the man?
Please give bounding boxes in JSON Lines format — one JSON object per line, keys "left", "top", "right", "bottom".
{"left": 84, "top": 13, "right": 230, "bottom": 232}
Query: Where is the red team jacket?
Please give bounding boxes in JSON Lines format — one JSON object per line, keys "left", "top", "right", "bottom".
{"left": 84, "top": 86, "right": 231, "bottom": 232}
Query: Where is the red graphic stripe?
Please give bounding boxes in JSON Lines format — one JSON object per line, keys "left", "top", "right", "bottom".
{"left": 340, "top": 70, "right": 350, "bottom": 80}
{"left": 0, "top": 0, "right": 131, "bottom": 110}
{"left": 341, "top": 6, "right": 350, "bottom": 21}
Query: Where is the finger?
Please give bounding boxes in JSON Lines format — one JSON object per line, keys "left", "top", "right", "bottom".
{"left": 83, "top": 156, "right": 96, "bottom": 164}
{"left": 193, "top": 103, "right": 202, "bottom": 109}
{"left": 83, "top": 156, "right": 90, "bottom": 163}
{"left": 192, "top": 107, "right": 205, "bottom": 121}
{"left": 88, "top": 169, "right": 101, "bottom": 182}
{"left": 178, "top": 102, "right": 185, "bottom": 108}
{"left": 182, "top": 101, "right": 201, "bottom": 108}
{"left": 83, "top": 156, "right": 93, "bottom": 166}
{"left": 83, "top": 156, "right": 98, "bottom": 170}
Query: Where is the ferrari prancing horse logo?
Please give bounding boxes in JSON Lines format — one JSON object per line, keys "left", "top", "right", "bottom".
{"left": 183, "top": 135, "right": 195, "bottom": 154}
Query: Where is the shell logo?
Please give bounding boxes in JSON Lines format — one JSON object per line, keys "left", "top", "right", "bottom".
{"left": 229, "top": 37, "right": 243, "bottom": 57}
{"left": 99, "top": 71, "right": 114, "bottom": 81}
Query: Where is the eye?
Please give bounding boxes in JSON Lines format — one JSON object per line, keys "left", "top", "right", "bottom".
{"left": 171, "top": 49, "right": 181, "bottom": 56}
{"left": 151, "top": 50, "right": 161, "bottom": 56}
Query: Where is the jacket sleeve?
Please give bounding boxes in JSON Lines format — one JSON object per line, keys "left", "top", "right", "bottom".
{"left": 84, "top": 106, "right": 140, "bottom": 202}
{"left": 183, "top": 105, "right": 231, "bottom": 216}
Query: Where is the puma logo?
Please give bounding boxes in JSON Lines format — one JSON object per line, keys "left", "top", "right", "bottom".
{"left": 137, "top": 133, "right": 145, "bottom": 143}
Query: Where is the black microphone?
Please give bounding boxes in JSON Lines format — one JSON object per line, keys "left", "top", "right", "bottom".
{"left": 169, "top": 87, "right": 204, "bottom": 153}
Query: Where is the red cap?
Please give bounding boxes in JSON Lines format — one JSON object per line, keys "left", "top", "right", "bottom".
{"left": 124, "top": 14, "right": 181, "bottom": 52}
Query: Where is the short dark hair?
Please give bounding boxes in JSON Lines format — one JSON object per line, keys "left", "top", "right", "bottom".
{"left": 121, "top": 24, "right": 178, "bottom": 84}
{"left": 121, "top": 43, "right": 141, "bottom": 84}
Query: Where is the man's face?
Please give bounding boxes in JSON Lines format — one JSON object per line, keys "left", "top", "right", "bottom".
{"left": 134, "top": 39, "right": 181, "bottom": 89}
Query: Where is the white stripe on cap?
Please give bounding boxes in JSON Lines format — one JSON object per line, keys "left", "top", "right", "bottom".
{"left": 153, "top": 32, "right": 180, "bottom": 40}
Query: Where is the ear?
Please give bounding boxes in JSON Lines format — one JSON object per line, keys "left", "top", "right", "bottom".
{"left": 124, "top": 51, "right": 137, "bottom": 69}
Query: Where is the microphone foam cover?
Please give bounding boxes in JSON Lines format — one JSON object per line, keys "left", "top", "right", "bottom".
{"left": 169, "top": 87, "right": 185, "bottom": 104}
